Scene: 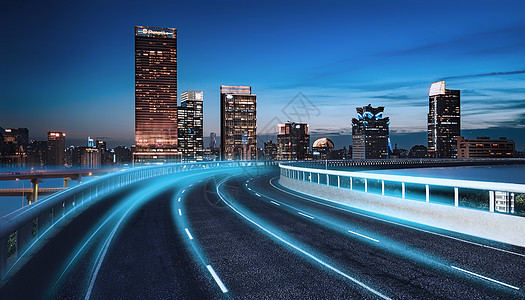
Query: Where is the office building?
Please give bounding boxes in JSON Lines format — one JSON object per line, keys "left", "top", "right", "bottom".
{"left": 428, "top": 81, "right": 460, "bottom": 158}
{"left": 457, "top": 136, "right": 515, "bottom": 158}
{"left": 47, "top": 132, "right": 66, "bottom": 166}
{"left": 276, "top": 123, "right": 310, "bottom": 160}
{"left": 220, "top": 85, "right": 257, "bottom": 160}
{"left": 312, "top": 138, "right": 334, "bottom": 160}
{"left": 351, "top": 104, "right": 390, "bottom": 159}
{"left": 178, "top": 91, "right": 203, "bottom": 161}
{"left": 0, "top": 127, "right": 29, "bottom": 166}
{"left": 113, "top": 146, "right": 132, "bottom": 165}
{"left": 263, "top": 140, "right": 278, "bottom": 161}
{"left": 209, "top": 132, "right": 217, "bottom": 148}
{"left": 134, "top": 25, "right": 180, "bottom": 164}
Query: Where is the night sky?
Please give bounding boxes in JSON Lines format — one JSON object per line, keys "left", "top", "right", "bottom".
{"left": 2, "top": 0, "right": 525, "bottom": 149}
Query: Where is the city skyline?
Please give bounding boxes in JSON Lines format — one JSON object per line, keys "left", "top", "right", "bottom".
{"left": 2, "top": 1, "right": 525, "bottom": 149}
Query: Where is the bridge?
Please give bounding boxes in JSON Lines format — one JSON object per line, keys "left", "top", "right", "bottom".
{"left": 0, "top": 168, "right": 116, "bottom": 203}
{"left": 0, "top": 160, "right": 524, "bottom": 299}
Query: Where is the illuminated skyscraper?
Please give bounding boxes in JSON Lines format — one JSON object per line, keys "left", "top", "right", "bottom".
{"left": 352, "top": 104, "right": 389, "bottom": 159}
{"left": 427, "top": 81, "right": 460, "bottom": 158}
{"left": 276, "top": 122, "right": 310, "bottom": 160}
{"left": 47, "top": 132, "right": 66, "bottom": 166}
{"left": 178, "top": 91, "right": 203, "bottom": 161}
{"left": 134, "top": 25, "right": 180, "bottom": 164}
{"left": 220, "top": 85, "right": 257, "bottom": 160}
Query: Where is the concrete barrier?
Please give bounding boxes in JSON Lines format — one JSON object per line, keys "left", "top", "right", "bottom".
{"left": 279, "top": 176, "right": 525, "bottom": 247}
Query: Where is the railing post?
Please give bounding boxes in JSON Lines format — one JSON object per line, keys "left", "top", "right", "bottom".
{"left": 402, "top": 182, "right": 405, "bottom": 199}
{"left": 350, "top": 177, "right": 353, "bottom": 190}
{"left": 454, "top": 187, "right": 459, "bottom": 207}
{"left": 0, "top": 237, "right": 6, "bottom": 277}
{"left": 337, "top": 176, "right": 340, "bottom": 188}
{"left": 364, "top": 179, "right": 367, "bottom": 193}
{"left": 425, "top": 185, "right": 430, "bottom": 203}
{"left": 381, "top": 180, "right": 384, "bottom": 196}
{"left": 489, "top": 191, "right": 495, "bottom": 212}
{"left": 326, "top": 174, "right": 329, "bottom": 186}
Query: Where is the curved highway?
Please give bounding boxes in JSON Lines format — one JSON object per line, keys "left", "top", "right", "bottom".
{"left": 0, "top": 166, "right": 523, "bottom": 299}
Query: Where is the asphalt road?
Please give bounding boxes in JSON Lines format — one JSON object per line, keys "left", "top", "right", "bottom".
{"left": 0, "top": 166, "right": 523, "bottom": 299}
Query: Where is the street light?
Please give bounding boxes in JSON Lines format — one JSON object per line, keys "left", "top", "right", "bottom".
{"left": 15, "top": 178, "right": 24, "bottom": 208}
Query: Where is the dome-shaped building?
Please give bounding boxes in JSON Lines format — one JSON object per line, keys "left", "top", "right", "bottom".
{"left": 312, "top": 138, "right": 334, "bottom": 159}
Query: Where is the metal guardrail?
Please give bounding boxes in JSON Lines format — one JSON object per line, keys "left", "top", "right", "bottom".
{"left": 279, "top": 162, "right": 525, "bottom": 216}
{"left": 0, "top": 160, "right": 274, "bottom": 278}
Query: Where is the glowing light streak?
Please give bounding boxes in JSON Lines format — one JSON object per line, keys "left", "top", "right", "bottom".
{"left": 269, "top": 178, "right": 525, "bottom": 258}
{"left": 206, "top": 265, "right": 229, "bottom": 293}
{"left": 185, "top": 228, "right": 193, "bottom": 240}
{"left": 216, "top": 177, "right": 390, "bottom": 300}
{"left": 297, "top": 211, "right": 314, "bottom": 219}
{"left": 348, "top": 230, "right": 379, "bottom": 243}
{"left": 451, "top": 266, "right": 520, "bottom": 290}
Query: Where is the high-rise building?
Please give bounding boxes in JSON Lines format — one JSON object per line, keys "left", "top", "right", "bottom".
{"left": 312, "top": 138, "right": 334, "bottom": 160}
{"left": 277, "top": 122, "right": 310, "bottom": 160}
{"left": 47, "top": 132, "right": 66, "bottom": 166}
{"left": 0, "top": 127, "right": 29, "bottom": 166}
{"left": 113, "top": 146, "right": 132, "bottom": 165}
{"left": 263, "top": 141, "right": 277, "bottom": 160}
{"left": 209, "top": 132, "right": 217, "bottom": 148}
{"left": 427, "top": 81, "right": 460, "bottom": 158}
{"left": 220, "top": 85, "right": 257, "bottom": 160}
{"left": 178, "top": 91, "right": 204, "bottom": 162}
{"left": 457, "top": 136, "right": 515, "bottom": 158}
{"left": 351, "top": 104, "right": 390, "bottom": 159}
{"left": 134, "top": 25, "right": 180, "bottom": 164}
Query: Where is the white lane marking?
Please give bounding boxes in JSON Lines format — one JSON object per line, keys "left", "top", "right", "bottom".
{"left": 348, "top": 230, "right": 380, "bottom": 243}
{"left": 178, "top": 197, "right": 181, "bottom": 202}
{"left": 270, "top": 201, "right": 281, "bottom": 206}
{"left": 297, "top": 211, "right": 314, "bottom": 220}
{"left": 189, "top": 184, "right": 193, "bottom": 187}
{"left": 255, "top": 193, "right": 261, "bottom": 197}
{"left": 451, "top": 266, "right": 520, "bottom": 290}
{"left": 269, "top": 178, "right": 525, "bottom": 258}
{"left": 181, "top": 189, "right": 185, "bottom": 194}
{"left": 185, "top": 228, "right": 193, "bottom": 240}
{"left": 206, "top": 265, "right": 229, "bottom": 293}
{"left": 216, "top": 178, "right": 390, "bottom": 300}
{"left": 178, "top": 209, "right": 182, "bottom": 216}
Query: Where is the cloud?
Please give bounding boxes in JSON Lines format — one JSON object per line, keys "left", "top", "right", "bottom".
{"left": 440, "top": 69, "right": 525, "bottom": 80}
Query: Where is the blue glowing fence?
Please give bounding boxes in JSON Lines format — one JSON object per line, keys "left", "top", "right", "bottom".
{"left": 280, "top": 164, "right": 525, "bottom": 218}
{"left": 0, "top": 161, "right": 272, "bottom": 278}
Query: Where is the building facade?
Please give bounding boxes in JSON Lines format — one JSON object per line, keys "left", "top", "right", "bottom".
{"left": 220, "top": 85, "right": 257, "bottom": 160}
{"left": 178, "top": 91, "right": 204, "bottom": 162}
{"left": 276, "top": 123, "right": 310, "bottom": 160}
{"left": 457, "top": 136, "right": 515, "bottom": 158}
{"left": 263, "top": 141, "right": 277, "bottom": 161}
{"left": 351, "top": 105, "right": 390, "bottom": 159}
{"left": 427, "top": 81, "right": 460, "bottom": 158}
{"left": 47, "top": 132, "right": 66, "bottom": 166}
{"left": 134, "top": 25, "right": 180, "bottom": 164}
{"left": 312, "top": 138, "right": 334, "bottom": 160}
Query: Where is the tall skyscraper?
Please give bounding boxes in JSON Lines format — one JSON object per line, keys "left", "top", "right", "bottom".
{"left": 427, "top": 81, "right": 460, "bottom": 158}
{"left": 47, "top": 132, "right": 66, "bottom": 166}
{"left": 209, "top": 132, "right": 217, "bottom": 148}
{"left": 178, "top": 91, "right": 204, "bottom": 161}
{"left": 220, "top": 85, "right": 257, "bottom": 160}
{"left": 276, "top": 122, "right": 310, "bottom": 160}
{"left": 352, "top": 104, "right": 390, "bottom": 160}
{"left": 134, "top": 25, "right": 180, "bottom": 164}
